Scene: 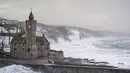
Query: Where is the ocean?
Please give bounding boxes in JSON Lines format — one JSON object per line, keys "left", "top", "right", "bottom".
{"left": 0, "top": 36, "right": 130, "bottom": 73}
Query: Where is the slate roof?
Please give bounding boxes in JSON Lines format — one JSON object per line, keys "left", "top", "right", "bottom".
{"left": 11, "top": 36, "right": 50, "bottom": 45}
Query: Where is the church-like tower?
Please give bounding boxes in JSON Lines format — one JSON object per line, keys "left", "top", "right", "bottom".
{"left": 10, "top": 11, "right": 51, "bottom": 60}
{"left": 26, "top": 11, "right": 36, "bottom": 45}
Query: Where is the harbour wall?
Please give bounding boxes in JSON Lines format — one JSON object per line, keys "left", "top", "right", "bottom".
{"left": 0, "top": 59, "right": 130, "bottom": 73}
{"left": 24, "top": 64, "right": 130, "bottom": 73}
{"left": 47, "top": 64, "right": 130, "bottom": 73}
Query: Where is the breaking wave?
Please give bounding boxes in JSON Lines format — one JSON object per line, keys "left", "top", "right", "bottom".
{"left": 0, "top": 37, "right": 130, "bottom": 73}
{"left": 0, "top": 64, "right": 39, "bottom": 73}
{"left": 51, "top": 36, "right": 130, "bottom": 68}
{"left": 0, "top": 30, "right": 130, "bottom": 73}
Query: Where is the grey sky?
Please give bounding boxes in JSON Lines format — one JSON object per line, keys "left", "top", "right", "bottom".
{"left": 0, "top": 0, "right": 130, "bottom": 32}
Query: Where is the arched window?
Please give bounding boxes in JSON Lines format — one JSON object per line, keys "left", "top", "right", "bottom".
{"left": 27, "top": 48, "right": 30, "bottom": 52}
{"left": 14, "top": 48, "right": 17, "bottom": 51}
{"left": 22, "top": 48, "right": 24, "bottom": 51}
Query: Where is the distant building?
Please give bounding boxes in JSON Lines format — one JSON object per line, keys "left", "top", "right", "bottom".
{"left": 10, "top": 11, "right": 50, "bottom": 59}
{"left": 49, "top": 50, "right": 64, "bottom": 60}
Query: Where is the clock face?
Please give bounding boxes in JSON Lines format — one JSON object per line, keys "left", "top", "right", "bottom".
{"left": 28, "top": 25, "right": 30, "bottom": 28}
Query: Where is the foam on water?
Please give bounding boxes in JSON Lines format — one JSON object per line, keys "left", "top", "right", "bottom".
{"left": 1, "top": 29, "right": 130, "bottom": 73}
{"left": 51, "top": 36, "right": 130, "bottom": 68}
{"left": 0, "top": 64, "right": 40, "bottom": 73}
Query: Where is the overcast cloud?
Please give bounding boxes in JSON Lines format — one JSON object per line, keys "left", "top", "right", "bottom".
{"left": 0, "top": 0, "right": 130, "bottom": 32}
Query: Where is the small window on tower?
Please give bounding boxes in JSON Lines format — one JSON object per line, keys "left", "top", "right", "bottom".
{"left": 15, "top": 43, "right": 16, "bottom": 46}
{"left": 22, "top": 48, "right": 24, "bottom": 51}
{"left": 14, "top": 48, "right": 17, "bottom": 51}
{"left": 27, "top": 48, "right": 30, "bottom": 52}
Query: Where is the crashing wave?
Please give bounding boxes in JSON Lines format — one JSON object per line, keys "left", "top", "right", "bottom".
{"left": 0, "top": 64, "right": 40, "bottom": 73}
{"left": 51, "top": 37, "right": 130, "bottom": 68}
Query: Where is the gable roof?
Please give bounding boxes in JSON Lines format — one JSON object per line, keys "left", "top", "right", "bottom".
{"left": 11, "top": 36, "right": 50, "bottom": 45}
{"left": 11, "top": 37, "right": 26, "bottom": 44}
{"left": 36, "top": 36, "right": 50, "bottom": 45}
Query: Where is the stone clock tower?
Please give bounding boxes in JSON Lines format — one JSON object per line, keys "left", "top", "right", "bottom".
{"left": 10, "top": 11, "right": 51, "bottom": 60}
{"left": 26, "top": 11, "right": 36, "bottom": 45}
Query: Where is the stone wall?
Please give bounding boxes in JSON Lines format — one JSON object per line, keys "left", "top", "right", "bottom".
{"left": 10, "top": 43, "right": 38, "bottom": 59}
{"left": 47, "top": 64, "right": 130, "bottom": 73}
{"left": 49, "top": 50, "right": 64, "bottom": 60}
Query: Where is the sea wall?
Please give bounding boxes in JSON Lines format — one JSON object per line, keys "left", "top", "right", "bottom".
{"left": 0, "top": 59, "right": 130, "bottom": 73}
{"left": 46, "top": 64, "right": 130, "bottom": 73}
{"left": 23, "top": 64, "right": 130, "bottom": 73}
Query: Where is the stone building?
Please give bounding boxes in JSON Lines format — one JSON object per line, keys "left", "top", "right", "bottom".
{"left": 49, "top": 50, "right": 64, "bottom": 60}
{"left": 10, "top": 11, "right": 50, "bottom": 59}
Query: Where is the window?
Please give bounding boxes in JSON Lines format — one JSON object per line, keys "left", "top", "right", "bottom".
{"left": 14, "top": 48, "right": 17, "bottom": 51}
{"left": 15, "top": 43, "right": 17, "bottom": 46}
{"left": 22, "top": 48, "right": 24, "bottom": 51}
{"left": 53, "top": 54, "right": 56, "bottom": 56}
{"left": 27, "top": 48, "right": 30, "bottom": 52}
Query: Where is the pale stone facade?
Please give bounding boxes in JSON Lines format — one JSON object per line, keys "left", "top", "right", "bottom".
{"left": 10, "top": 11, "right": 50, "bottom": 59}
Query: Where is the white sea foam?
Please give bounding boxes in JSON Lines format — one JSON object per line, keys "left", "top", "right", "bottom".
{"left": 1, "top": 29, "right": 130, "bottom": 73}
{"left": 0, "top": 64, "right": 40, "bottom": 73}
{"left": 51, "top": 37, "right": 130, "bottom": 68}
